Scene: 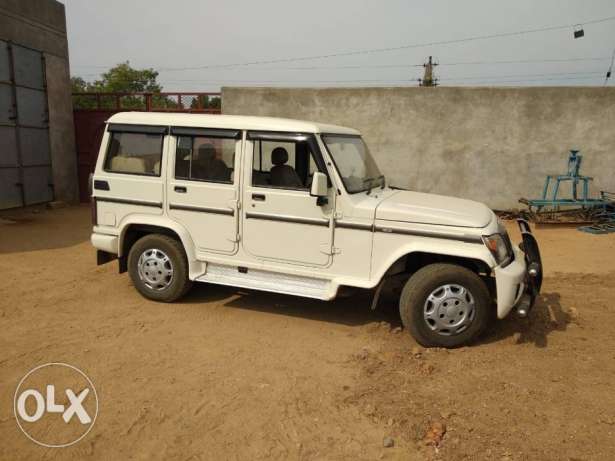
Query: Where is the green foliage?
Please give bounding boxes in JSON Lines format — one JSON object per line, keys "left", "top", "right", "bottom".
{"left": 190, "top": 95, "right": 222, "bottom": 110}
{"left": 71, "top": 62, "right": 220, "bottom": 112}
{"left": 91, "top": 62, "right": 162, "bottom": 93}
{"left": 71, "top": 76, "right": 98, "bottom": 109}
{"left": 71, "top": 61, "right": 163, "bottom": 109}
{"left": 71, "top": 76, "right": 89, "bottom": 92}
{"left": 152, "top": 94, "right": 179, "bottom": 109}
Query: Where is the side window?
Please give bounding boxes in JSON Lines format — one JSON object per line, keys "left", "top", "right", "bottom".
{"left": 175, "top": 136, "right": 235, "bottom": 184}
{"left": 259, "top": 141, "right": 296, "bottom": 172}
{"left": 104, "top": 132, "right": 163, "bottom": 176}
{"left": 252, "top": 138, "right": 321, "bottom": 190}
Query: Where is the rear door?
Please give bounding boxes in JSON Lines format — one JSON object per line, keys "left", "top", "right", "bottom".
{"left": 166, "top": 127, "right": 241, "bottom": 255}
{"left": 241, "top": 131, "right": 335, "bottom": 267}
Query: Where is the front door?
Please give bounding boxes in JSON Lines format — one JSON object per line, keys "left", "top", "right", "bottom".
{"left": 241, "top": 132, "right": 334, "bottom": 267}
{"left": 167, "top": 127, "right": 241, "bottom": 255}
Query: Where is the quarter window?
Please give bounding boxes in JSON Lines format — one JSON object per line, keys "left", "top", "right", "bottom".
{"left": 104, "top": 132, "right": 163, "bottom": 176}
{"left": 175, "top": 136, "right": 235, "bottom": 184}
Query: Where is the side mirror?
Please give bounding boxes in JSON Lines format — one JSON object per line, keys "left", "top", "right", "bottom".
{"left": 310, "top": 172, "right": 328, "bottom": 197}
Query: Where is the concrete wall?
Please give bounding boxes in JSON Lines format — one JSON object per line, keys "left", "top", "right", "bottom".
{"left": 222, "top": 87, "right": 615, "bottom": 209}
{"left": 0, "top": 0, "right": 78, "bottom": 204}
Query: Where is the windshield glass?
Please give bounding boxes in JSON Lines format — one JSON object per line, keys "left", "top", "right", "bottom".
{"left": 321, "top": 135, "right": 383, "bottom": 194}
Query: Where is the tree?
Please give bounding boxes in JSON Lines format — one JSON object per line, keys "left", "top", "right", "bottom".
{"left": 71, "top": 62, "right": 219, "bottom": 112}
{"left": 190, "top": 94, "right": 222, "bottom": 111}
{"left": 71, "top": 76, "right": 98, "bottom": 109}
{"left": 71, "top": 76, "right": 89, "bottom": 92}
{"left": 90, "top": 62, "right": 162, "bottom": 93}
{"left": 71, "top": 62, "right": 164, "bottom": 109}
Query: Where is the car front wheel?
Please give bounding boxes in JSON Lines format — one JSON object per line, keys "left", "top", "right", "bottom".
{"left": 399, "top": 263, "right": 492, "bottom": 348}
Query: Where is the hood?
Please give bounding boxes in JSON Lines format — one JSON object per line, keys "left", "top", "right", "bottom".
{"left": 375, "top": 190, "right": 493, "bottom": 228}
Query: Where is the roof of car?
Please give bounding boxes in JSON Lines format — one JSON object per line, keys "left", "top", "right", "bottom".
{"left": 107, "top": 112, "right": 361, "bottom": 135}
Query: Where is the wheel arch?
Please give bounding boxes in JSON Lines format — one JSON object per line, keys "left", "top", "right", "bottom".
{"left": 117, "top": 216, "right": 198, "bottom": 276}
{"left": 373, "top": 244, "right": 494, "bottom": 284}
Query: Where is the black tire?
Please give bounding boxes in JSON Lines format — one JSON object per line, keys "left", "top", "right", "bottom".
{"left": 399, "top": 263, "right": 491, "bottom": 348}
{"left": 127, "top": 234, "right": 192, "bottom": 302}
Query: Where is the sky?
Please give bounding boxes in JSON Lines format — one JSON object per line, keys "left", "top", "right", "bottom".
{"left": 62, "top": 0, "right": 615, "bottom": 92}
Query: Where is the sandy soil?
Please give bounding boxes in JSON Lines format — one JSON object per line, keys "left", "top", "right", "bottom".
{"left": 1, "top": 205, "right": 614, "bottom": 460}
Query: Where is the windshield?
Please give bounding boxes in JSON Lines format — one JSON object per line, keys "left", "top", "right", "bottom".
{"left": 321, "top": 135, "right": 384, "bottom": 194}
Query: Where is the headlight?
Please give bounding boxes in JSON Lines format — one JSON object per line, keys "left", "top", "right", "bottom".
{"left": 482, "top": 233, "right": 512, "bottom": 266}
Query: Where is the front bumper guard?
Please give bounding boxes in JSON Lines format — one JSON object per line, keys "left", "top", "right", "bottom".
{"left": 514, "top": 219, "right": 543, "bottom": 317}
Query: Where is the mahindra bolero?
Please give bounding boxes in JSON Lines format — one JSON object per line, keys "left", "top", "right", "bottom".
{"left": 91, "top": 112, "right": 542, "bottom": 347}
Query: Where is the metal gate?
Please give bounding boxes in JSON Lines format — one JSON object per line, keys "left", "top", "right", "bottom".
{"left": 0, "top": 40, "right": 53, "bottom": 209}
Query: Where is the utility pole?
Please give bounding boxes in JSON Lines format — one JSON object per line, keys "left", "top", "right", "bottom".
{"left": 419, "top": 56, "right": 438, "bottom": 87}
{"left": 605, "top": 46, "right": 614, "bottom": 86}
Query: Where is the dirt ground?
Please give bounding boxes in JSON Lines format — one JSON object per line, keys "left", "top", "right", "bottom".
{"left": 1, "top": 205, "right": 615, "bottom": 460}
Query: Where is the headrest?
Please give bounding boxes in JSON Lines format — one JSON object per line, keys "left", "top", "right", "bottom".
{"left": 197, "top": 143, "right": 215, "bottom": 160}
{"left": 271, "top": 147, "right": 288, "bottom": 166}
{"left": 108, "top": 138, "right": 121, "bottom": 155}
{"left": 111, "top": 156, "right": 145, "bottom": 173}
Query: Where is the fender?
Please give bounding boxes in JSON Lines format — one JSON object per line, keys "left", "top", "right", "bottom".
{"left": 370, "top": 234, "right": 495, "bottom": 285}
{"left": 117, "top": 214, "right": 205, "bottom": 280}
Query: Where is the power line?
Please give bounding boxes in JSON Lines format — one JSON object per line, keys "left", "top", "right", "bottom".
{"left": 74, "top": 72, "right": 602, "bottom": 86}
{"left": 160, "top": 57, "right": 610, "bottom": 72}
{"left": 161, "top": 78, "right": 602, "bottom": 90}
{"left": 443, "top": 71, "right": 604, "bottom": 81}
{"left": 441, "top": 57, "right": 610, "bottom": 66}
{"left": 70, "top": 62, "right": 417, "bottom": 70}
{"left": 152, "top": 14, "right": 615, "bottom": 71}
{"left": 72, "top": 65, "right": 421, "bottom": 76}
{"left": 441, "top": 75, "right": 604, "bottom": 85}
{"left": 129, "top": 70, "right": 608, "bottom": 83}
{"left": 151, "top": 75, "right": 602, "bottom": 90}
{"left": 75, "top": 78, "right": 422, "bottom": 84}
{"left": 73, "top": 56, "right": 612, "bottom": 77}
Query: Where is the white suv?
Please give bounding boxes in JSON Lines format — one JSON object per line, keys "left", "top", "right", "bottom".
{"left": 91, "top": 112, "right": 542, "bottom": 347}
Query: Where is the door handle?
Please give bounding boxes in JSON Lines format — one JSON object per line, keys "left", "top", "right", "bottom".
{"left": 252, "top": 193, "right": 266, "bottom": 201}
{"left": 93, "top": 180, "right": 110, "bottom": 191}
{"left": 174, "top": 186, "right": 187, "bottom": 193}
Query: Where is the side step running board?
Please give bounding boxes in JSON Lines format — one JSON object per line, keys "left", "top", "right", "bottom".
{"left": 196, "top": 263, "right": 331, "bottom": 300}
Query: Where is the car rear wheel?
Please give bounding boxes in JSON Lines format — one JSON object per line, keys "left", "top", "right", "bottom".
{"left": 128, "top": 234, "right": 192, "bottom": 302}
{"left": 399, "top": 263, "right": 491, "bottom": 348}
